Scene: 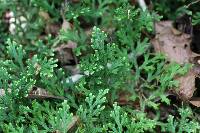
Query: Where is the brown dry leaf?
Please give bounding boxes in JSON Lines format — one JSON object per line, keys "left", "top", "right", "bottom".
{"left": 151, "top": 21, "right": 192, "bottom": 64}
{"left": 190, "top": 97, "right": 200, "bottom": 107}
{"left": 45, "top": 23, "right": 61, "bottom": 36}
{"left": 55, "top": 19, "right": 77, "bottom": 65}
{"left": 175, "top": 69, "right": 196, "bottom": 100}
{"left": 28, "top": 87, "right": 65, "bottom": 100}
{"left": 39, "top": 11, "right": 61, "bottom": 36}
{"left": 0, "top": 87, "right": 64, "bottom": 100}
{"left": 67, "top": 116, "right": 80, "bottom": 133}
{"left": 55, "top": 43, "right": 77, "bottom": 66}
{"left": 151, "top": 21, "right": 200, "bottom": 100}
{"left": 52, "top": 116, "right": 79, "bottom": 133}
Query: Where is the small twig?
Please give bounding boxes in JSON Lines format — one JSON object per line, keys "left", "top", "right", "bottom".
{"left": 185, "top": 0, "right": 200, "bottom": 8}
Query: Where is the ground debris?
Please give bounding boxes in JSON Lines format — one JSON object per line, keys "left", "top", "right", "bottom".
{"left": 54, "top": 43, "right": 77, "bottom": 67}
{"left": 151, "top": 21, "right": 192, "bottom": 64}
{"left": 190, "top": 97, "right": 200, "bottom": 107}
{"left": 0, "top": 87, "right": 65, "bottom": 100}
{"left": 151, "top": 21, "right": 200, "bottom": 102}
{"left": 28, "top": 86, "right": 65, "bottom": 100}
{"left": 52, "top": 116, "right": 80, "bottom": 133}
